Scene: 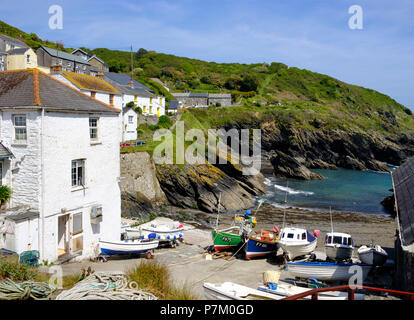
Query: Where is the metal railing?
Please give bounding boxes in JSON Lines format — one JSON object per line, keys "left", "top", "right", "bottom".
{"left": 281, "top": 285, "right": 414, "bottom": 300}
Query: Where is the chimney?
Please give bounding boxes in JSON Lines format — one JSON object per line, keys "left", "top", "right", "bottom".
{"left": 128, "top": 79, "right": 134, "bottom": 88}
{"left": 96, "top": 72, "right": 104, "bottom": 80}
{"left": 50, "top": 64, "right": 62, "bottom": 74}
{"left": 18, "top": 34, "right": 24, "bottom": 42}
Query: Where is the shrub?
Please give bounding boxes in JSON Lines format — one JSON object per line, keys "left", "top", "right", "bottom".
{"left": 125, "top": 101, "right": 135, "bottom": 109}
{"left": 0, "top": 185, "right": 11, "bottom": 204}
{"left": 126, "top": 260, "right": 197, "bottom": 300}
{"left": 157, "top": 115, "right": 173, "bottom": 129}
{"left": 0, "top": 261, "right": 38, "bottom": 281}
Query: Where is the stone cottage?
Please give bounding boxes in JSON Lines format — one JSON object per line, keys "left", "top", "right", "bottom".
{"left": 0, "top": 69, "right": 122, "bottom": 263}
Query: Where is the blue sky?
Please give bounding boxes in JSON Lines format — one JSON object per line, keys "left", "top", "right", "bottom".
{"left": 1, "top": 0, "right": 414, "bottom": 108}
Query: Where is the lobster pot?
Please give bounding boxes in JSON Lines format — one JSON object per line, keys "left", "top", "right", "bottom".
{"left": 263, "top": 270, "right": 280, "bottom": 285}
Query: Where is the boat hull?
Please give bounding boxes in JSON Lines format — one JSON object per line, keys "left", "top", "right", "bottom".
{"left": 257, "top": 282, "right": 365, "bottom": 300}
{"left": 325, "top": 245, "right": 353, "bottom": 261}
{"left": 126, "top": 228, "right": 183, "bottom": 242}
{"left": 358, "top": 249, "right": 388, "bottom": 266}
{"left": 279, "top": 239, "right": 317, "bottom": 260}
{"left": 287, "top": 261, "right": 372, "bottom": 282}
{"left": 203, "top": 282, "right": 282, "bottom": 300}
{"left": 245, "top": 239, "right": 278, "bottom": 260}
{"left": 212, "top": 229, "right": 243, "bottom": 252}
{"left": 99, "top": 239, "right": 159, "bottom": 256}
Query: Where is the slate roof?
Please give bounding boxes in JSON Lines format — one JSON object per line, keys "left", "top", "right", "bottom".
{"left": 168, "top": 100, "right": 179, "bottom": 109}
{"left": 60, "top": 71, "right": 121, "bottom": 95}
{"left": 393, "top": 156, "right": 414, "bottom": 248}
{"left": 0, "top": 142, "right": 13, "bottom": 159}
{"left": 104, "top": 76, "right": 155, "bottom": 98}
{"left": 172, "top": 92, "right": 209, "bottom": 98}
{"left": 7, "top": 48, "right": 30, "bottom": 55}
{"left": 39, "top": 46, "right": 91, "bottom": 65}
{"left": 103, "top": 72, "right": 152, "bottom": 91}
{"left": 0, "top": 34, "right": 29, "bottom": 48}
{"left": 0, "top": 69, "right": 120, "bottom": 113}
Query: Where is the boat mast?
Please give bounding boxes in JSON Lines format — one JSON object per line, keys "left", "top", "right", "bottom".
{"left": 282, "top": 180, "right": 288, "bottom": 229}
{"left": 330, "top": 206, "right": 334, "bottom": 235}
{"left": 215, "top": 192, "right": 222, "bottom": 229}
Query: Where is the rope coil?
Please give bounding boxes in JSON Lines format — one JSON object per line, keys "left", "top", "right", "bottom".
{"left": 56, "top": 272, "right": 158, "bottom": 300}
{"left": 0, "top": 279, "right": 55, "bottom": 300}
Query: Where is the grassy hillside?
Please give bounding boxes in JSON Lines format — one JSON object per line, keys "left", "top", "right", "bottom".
{"left": 1, "top": 19, "right": 413, "bottom": 135}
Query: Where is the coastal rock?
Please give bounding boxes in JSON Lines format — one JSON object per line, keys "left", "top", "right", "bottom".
{"left": 156, "top": 162, "right": 266, "bottom": 213}
{"left": 381, "top": 194, "right": 396, "bottom": 217}
{"left": 121, "top": 191, "right": 155, "bottom": 220}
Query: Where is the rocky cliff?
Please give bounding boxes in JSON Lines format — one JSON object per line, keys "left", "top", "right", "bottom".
{"left": 259, "top": 122, "right": 414, "bottom": 180}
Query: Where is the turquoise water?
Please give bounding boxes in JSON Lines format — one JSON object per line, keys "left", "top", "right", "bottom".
{"left": 261, "top": 168, "right": 394, "bottom": 216}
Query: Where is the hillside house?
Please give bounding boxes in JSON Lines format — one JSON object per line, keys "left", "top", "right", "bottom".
{"left": 0, "top": 69, "right": 122, "bottom": 262}
{"left": 171, "top": 92, "right": 232, "bottom": 108}
{"left": 104, "top": 72, "right": 166, "bottom": 118}
{"left": 72, "top": 48, "right": 109, "bottom": 75}
{"left": 37, "top": 46, "right": 91, "bottom": 74}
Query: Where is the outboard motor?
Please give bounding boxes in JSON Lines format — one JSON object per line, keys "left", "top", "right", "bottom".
{"left": 313, "top": 230, "right": 320, "bottom": 238}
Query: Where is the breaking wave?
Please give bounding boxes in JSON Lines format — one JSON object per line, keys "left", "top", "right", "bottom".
{"left": 274, "top": 184, "right": 314, "bottom": 195}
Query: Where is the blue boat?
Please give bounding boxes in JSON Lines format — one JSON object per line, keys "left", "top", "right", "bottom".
{"left": 99, "top": 237, "right": 159, "bottom": 256}
{"left": 244, "top": 229, "right": 279, "bottom": 260}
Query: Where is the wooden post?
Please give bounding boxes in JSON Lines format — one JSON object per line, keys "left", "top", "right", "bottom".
{"left": 312, "top": 293, "right": 318, "bottom": 300}
{"left": 348, "top": 288, "right": 355, "bottom": 300}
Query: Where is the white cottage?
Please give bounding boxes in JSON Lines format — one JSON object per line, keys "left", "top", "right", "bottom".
{"left": 0, "top": 68, "right": 122, "bottom": 263}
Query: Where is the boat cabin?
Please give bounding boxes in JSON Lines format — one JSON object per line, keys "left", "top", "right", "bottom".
{"left": 280, "top": 227, "right": 316, "bottom": 243}
{"left": 325, "top": 232, "right": 354, "bottom": 247}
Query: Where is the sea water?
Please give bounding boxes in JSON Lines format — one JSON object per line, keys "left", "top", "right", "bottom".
{"left": 261, "top": 168, "right": 394, "bottom": 216}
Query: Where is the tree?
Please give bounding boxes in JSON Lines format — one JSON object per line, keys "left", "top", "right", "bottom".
{"left": 135, "top": 48, "right": 148, "bottom": 60}
{"left": 240, "top": 74, "right": 260, "bottom": 92}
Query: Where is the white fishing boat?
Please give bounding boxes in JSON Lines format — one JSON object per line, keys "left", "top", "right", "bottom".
{"left": 257, "top": 280, "right": 365, "bottom": 300}
{"left": 278, "top": 227, "right": 319, "bottom": 260}
{"left": 358, "top": 244, "right": 388, "bottom": 266}
{"left": 126, "top": 221, "right": 184, "bottom": 243}
{"left": 287, "top": 261, "right": 372, "bottom": 282}
{"left": 99, "top": 238, "right": 159, "bottom": 256}
{"left": 203, "top": 282, "right": 283, "bottom": 300}
{"left": 325, "top": 232, "right": 354, "bottom": 261}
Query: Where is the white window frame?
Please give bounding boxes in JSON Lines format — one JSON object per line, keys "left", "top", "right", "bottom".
{"left": 128, "top": 115, "right": 134, "bottom": 124}
{"left": 26, "top": 55, "right": 30, "bottom": 63}
{"left": 72, "top": 159, "right": 86, "bottom": 188}
{"left": 12, "top": 114, "right": 27, "bottom": 143}
{"left": 89, "top": 117, "right": 99, "bottom": 141}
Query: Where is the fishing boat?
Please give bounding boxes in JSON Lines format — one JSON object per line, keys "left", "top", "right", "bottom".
{"left": 257, "top": 280, "right": 365, "bottom": 300}
{"left": 99, "top": 238, "right": 159, "bottom": 256}
{"left": 286, "top": 261, "right": 372, "bottom": 282}
{"left": 358, "top": 244, "right": 388, "bottom": 266}
{"left": 212, "top": 226, "right": 244, "bottom": 252}
{"left": 126, "top": 221, "right": 184, "bottom": 243}
{"left": 278, "top": 227, "right": 319, "bottom": 260}
{"left": 244, "top": 227, "right": 279, "bottom": 260}
{"left": 203, "top": 282, "right": 283, "bottom": 300}
{"left": 325, "top": 232, "right": 354, "bottom": 261}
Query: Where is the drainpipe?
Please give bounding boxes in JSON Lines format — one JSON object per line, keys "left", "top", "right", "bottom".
{"left": 40, "top": 107, "right": 45, "bottom": 260}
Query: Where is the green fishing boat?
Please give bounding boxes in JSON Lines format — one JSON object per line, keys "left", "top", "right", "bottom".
{"left": 212, "top": 226, "right": 244, "bottom": 252}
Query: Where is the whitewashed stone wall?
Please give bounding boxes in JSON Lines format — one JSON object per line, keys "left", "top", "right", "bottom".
{"left": 123, "top": 108, "right": 137, "bottom": 141}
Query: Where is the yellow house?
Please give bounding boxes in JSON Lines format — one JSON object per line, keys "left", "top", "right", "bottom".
{"left": 6, "top": 47, "right": 40, "bottom": 71}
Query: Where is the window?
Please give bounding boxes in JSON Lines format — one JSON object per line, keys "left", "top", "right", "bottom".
{"left": 59, "top": 59, "right": 62, "bottom": 65}
{"left": 150, "top": 97, "right": 153, "bottom": 104}
{"left": 302, "top": 232, "right": 306, "bottom": 240}
{"left": 128, "top": 115, "right": 133, "bottom": 124}
{"left": 26, "top": 55, "right": 30, "bottom": 63}
{"left": 149, "top": 106, "right": 153, "bottom": 114}
{"left": 91, "top": 91, "right": 96, "bottom": 99}
{"left": 13, "top": 115, "right": 27, "bottom": 141}
{"left": 10, "top": 44, "right": 14, "bottom": 50}
{"left": 333, "top": 236, "right": 342, "bottom": 244}
{"left": 287, "top": 233, "right": 294, "bottom": 239}
{"left": 109, "top": 94, "right": 114, "bottom": 106}
{"left": 0, "top": 162, "right": 2, "bottom": 185}
{"left": 89, "top": 118, "right": 98, "bottom": 140}
{"left": 67, "top": 61, "right": 71, "bottom": 67}
{"left": 134, "top": 96, "right": 137, "bottom": 102}
{"left": 72, "top": 160, "right": 85, "bottom": 187}
{"left": 83, "top": 65, "right": 86, "bottom": 70}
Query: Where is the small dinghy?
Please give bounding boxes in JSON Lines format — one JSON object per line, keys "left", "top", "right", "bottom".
{"left": 99, "top": 238, "right": 159, "bottom": 256}
{"left": 287, "top": 261, "right": 372, "bottom": 282}
{"left": 257, "top": 280, "right": 365, "bottom": 300}
{"left": 325, "top": 232, "right": 354, "bottom": 261}
{"left": 126, "top": 221, "right": 184, "bottom": 245}
{"left": 278, "top": 227, "right": 319, "bottom": 260}
{"left": 203, "top": 282, "right": 282, "bottom": 300}
{"left": 358, "top": 244, "right": 388, "bottom": 266}
{"left": 244, "top": 227, "right": 279, "bottom": 260}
